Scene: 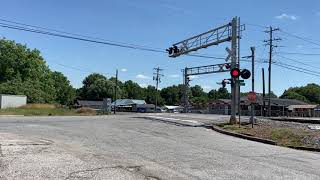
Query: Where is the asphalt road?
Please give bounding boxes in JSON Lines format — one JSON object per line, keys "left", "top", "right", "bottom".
{"left": 0, "top": 113, "right": 320, "bottom": 180}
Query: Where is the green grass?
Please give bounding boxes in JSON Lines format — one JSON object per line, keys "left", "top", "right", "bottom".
{"left": 219, "top": 123, "right": 318, "bottom": 148}
{"left": 0, "top": 106, "right": 97, "bottom": 116}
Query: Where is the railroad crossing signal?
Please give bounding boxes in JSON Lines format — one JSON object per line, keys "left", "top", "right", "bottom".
{"left": 241, "top": 69, "right": 251, "bottom": 79}
{"left": 230, "top": 68, "right": 241, "bottom": 78}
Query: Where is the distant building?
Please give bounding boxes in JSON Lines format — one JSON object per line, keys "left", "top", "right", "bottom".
{"left": 0, "top": 94, "right": 27, "bottom": 109}
{"left": 194, "top": 96, "right": 312, "bottom": 117}
{"left": 112, "top": 99, "right": 147, "bottom": 112}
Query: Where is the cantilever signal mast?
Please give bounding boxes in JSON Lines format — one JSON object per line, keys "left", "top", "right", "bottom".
{"left": 153, "top": 67, "right": 163, "bottom": 112}
{"left": 167, "top": 17, "right": 245, "bottom": 124}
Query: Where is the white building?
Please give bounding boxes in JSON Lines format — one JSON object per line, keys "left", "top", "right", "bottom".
{"left": 0, "top": 94, "right": 27, "bottom": 109}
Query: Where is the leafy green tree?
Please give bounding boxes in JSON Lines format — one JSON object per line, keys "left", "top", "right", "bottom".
{"left": 123, "top": 80, "right": 145, "bottom": 99}
{"left": 144, "top": 85, "right": 164, "bottom": 105}
{"left": 160, "top": 85, "right": 180, "bottom": 105}
{"left": 0, "top": 38, "right": 57, "bottom": 103}
{"left": 280, "top": 84, "right": 320, "bottom": 103}
{"left": 51, "top": 71, "right": 76, "bottom": 105}
{"left": 78, "top": 73, "right": 114, "bottom": 100}
{"left": 216, "top": 87, "right": 230, "bottom": 99}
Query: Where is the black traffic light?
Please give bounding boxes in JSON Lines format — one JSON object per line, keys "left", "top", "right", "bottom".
{"left": 166, "top": 47, "right": 173, "bottom": 55}
{"left": 173, "top": 45, "right": 179, "bottom": 53}
{"left": 230, "top": 68, "right": 241, "bottom": 78}
{"left": 241, "top": 69, "right": 251, "bottom": 79}
{"left": 224, "top": 63, "right": 231, "bottom": 70}
{"left": 222, "top": 80, "right": 227, "bottom": 88}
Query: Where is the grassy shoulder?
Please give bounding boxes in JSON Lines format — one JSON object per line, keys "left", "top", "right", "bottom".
{"left": 0, "top": 104, "right": 98, "bottom": 116}
{"left": 217, "top": 122, "right": 320, "bottom": 149}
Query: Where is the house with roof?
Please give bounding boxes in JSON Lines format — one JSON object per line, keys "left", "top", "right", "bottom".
{"left": 204, "top": 96, "right": 313, "bottom": 116}
{"left": 111, "top": 99, "right": 147, "bottom": 112}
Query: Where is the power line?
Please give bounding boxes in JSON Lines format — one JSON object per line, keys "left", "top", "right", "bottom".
{"left": 279, "top": 30, "right": 320, "bottom": 47}
{"left": 0, "top": 18, "right": 164, "bottom": 51}
{"left": 0, "top": 22, "right": 166, "bottom": 53}
{"left": 277, "top": 51, "right": 320, "bottom": 56}
{"left": 275, "top": 54, "right": 320, "bottom": 70}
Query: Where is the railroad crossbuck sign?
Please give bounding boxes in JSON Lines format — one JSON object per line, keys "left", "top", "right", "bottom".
{"left": 247, "top": 91, "right": 257, "bottom": 103}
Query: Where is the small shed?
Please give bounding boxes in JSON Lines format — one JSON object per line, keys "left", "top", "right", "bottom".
{"left": 0, "top": 94, "right": 27, "bottom": 109}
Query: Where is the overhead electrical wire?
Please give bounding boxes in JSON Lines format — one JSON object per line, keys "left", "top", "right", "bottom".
{"left": 1, "top": 18, "right": 320, "bottom": 78}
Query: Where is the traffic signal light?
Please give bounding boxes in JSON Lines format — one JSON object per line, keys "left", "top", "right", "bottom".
{"left": 173, "top": 45, "right": 179, "bottom": 53}
{"left": 230, "top": 68, "right": 251, "bottom": 79}
{"left": 241, "top": 69, "right": 251, "bottom": 79}
{"left": 222, "top": 80, "right": 227, "bottom": 88}
{"left": 230, "top": 68, "right": 241, "bottom": 78}
{"left": 224, "top": 63, "right": 231, "bottom": 70}
{"left": 166, "top": 47, "right": 173, "bottom": 55}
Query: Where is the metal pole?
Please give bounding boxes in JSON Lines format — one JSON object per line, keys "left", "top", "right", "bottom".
{"left": 238, "top": 17, "right": 241, "bottom": 126}
{"left": 114, "top": 69, "right": 118, "bottom": 114}
{"left": 230, "top": 17, "right": 238, "bottom": 124}
{"left": 262, "top": 68, "right": 266, "bottom": 117}
{"left": 251, "top": 47, "right": 255, "bottom": 128}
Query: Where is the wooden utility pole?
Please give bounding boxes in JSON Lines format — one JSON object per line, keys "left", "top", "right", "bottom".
{"left": 153, "top": 67, "right": 163, "bottom": 112}
{"left": 114, "top": 69, "right": 118, "bottom": 114}
{"left": 262, "top": 68, "right": 266, "bottom": 116}
{"left": 265, "top": 27, "right": 280, "bottom": 117}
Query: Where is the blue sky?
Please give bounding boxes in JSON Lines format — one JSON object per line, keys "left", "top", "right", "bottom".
{"left": 1, "top": 0, "right": 320, "bottom": 96}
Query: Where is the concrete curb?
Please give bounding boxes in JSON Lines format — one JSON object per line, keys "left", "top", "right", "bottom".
{"left": 211, "top": 125, "right": 277, "bottom": 145}
{"left": 287, "top": 146, "right": 320, "bottom": 152}
{"left": 270, "top": 117, "right": 320, "bottom": 124}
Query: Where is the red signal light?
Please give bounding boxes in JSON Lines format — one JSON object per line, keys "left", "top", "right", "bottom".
{"left": 230, "top": 68, "right": 240, "bottom": 78}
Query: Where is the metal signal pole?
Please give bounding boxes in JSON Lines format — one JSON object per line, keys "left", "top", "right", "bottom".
{"left": 251, "top": 47, "right": 255, "bottom": 128}
{"left": 153, "top": 67, "right": 163, "bottom": 112}
{"left": 166, "top": 17, "right": 244, "bottom": 124}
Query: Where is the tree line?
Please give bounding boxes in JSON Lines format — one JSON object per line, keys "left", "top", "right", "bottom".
{"left": 0, "top": 38, "right": 319, "bottom": 106}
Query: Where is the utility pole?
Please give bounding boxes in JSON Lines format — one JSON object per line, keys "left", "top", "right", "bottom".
{"left": 265, "top": 27, "right": 280, "bottom": 117}
{"left": 114, "top": 69, "right": 118, "bottom": 114}
{"left": 262, "top": 68, "right": 266, "bottom": 116}
{"left": 242, "top": 47, "right": 255, "bottom": 126}
{"left": 250, "top": 47, "right": 255, "bottom": 128}
{"left": 153, "top": 67, "right": 163, "bottom": 112}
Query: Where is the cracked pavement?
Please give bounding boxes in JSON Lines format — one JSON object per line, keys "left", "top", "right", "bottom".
{"left": 0, "top": 113, "right": 320, "bottom": 179}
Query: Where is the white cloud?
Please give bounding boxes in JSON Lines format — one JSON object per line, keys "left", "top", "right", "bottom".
{"left": 139, "top": 83, "right": 148, "bottom": 88}
{"left": 169, "top": 74, "right": 180, "bottom": 78}
{"left": 275, "top": 13, "right": 297, "bottom": 20}
{"left": 202, "top": 85, "right": 212, "bottom": 92}
{"left": 136, "top": 74, "right": 150, "bottom": 79}
{"left": 121, "top": 68, "right": 127, "bottom": 72}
